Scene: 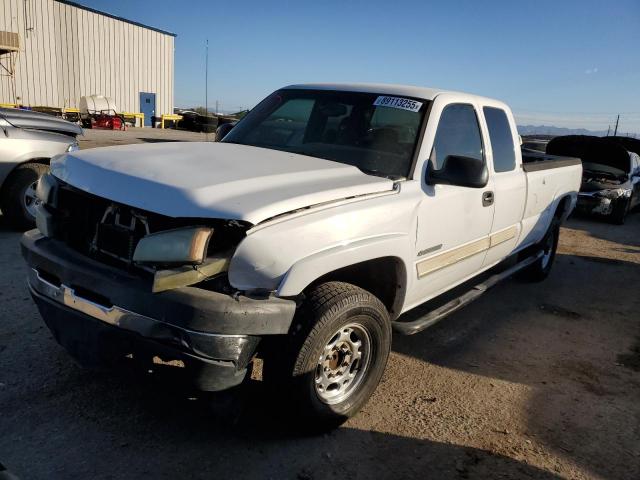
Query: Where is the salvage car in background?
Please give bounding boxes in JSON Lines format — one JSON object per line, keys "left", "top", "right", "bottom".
{"left": 547, "top": 135, "right": 640, "bottom": 224}
{"left": 0, "top": 108, "right": 82, "bottom": 228}
{"left": 175, "top": 110, "right": 218, "bottom": 133}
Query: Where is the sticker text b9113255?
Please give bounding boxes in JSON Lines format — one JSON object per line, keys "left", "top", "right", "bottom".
{"left": 373, "top": 96, "right": 423, "bottom": 112}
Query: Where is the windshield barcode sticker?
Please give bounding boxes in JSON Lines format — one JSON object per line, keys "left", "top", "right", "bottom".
{"left": 373, "top": 96, "right": 422, "bottom": 112}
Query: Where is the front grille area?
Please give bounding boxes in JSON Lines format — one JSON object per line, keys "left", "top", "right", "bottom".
{"left": 51, "top": 183, "right": 250, "bottom": 272}
{"left": 55, "top": 185, "right": 119, "bottom": 258}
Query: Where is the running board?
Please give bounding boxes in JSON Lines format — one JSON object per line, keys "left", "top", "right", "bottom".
{"left": 392, "top": 251, "right": 544, "bottom": 335}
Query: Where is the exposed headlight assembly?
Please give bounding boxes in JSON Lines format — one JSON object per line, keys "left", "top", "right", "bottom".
{"left": 133, "top": 227, "right": 213, "bottom": 266}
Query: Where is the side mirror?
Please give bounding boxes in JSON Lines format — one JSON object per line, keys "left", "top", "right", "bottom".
{"left": 426, "top": 155, "right": 488, "bottom": 188}
{"left": 215, "top": 122, "right": 235, "bottom": 142}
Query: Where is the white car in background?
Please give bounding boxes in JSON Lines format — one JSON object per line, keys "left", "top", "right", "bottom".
{"left": 0, "top": 108, "right": 82, "bottom": 228}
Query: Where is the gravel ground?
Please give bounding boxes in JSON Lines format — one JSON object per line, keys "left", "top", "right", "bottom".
{"left": 0, "top": 131, "right": 638, "bottom": 479}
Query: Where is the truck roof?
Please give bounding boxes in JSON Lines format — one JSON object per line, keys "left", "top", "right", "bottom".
{"left": 284, "top": 83, "right": 499, "bottom": 104}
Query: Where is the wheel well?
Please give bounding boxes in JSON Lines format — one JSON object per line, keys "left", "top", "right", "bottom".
{"left": 307, "top": 257, "right": 406, "bottom": 318}
{"left": 1, "top": 158, "right": 50, "bottom": 195}
{"left": 554, "top": 195, "right": 572, "bottom": 222}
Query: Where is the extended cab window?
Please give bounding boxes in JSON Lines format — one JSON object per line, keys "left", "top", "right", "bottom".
{"left": 431, "top": 104, "right": 483, "bottom": 169}
{"left": 223, "top": 89, "right": 428, "bottom": 179}
{"left": 483, "top": 107, "right": 516, "bottom": 172}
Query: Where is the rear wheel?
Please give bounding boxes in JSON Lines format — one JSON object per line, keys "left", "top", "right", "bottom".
{"left": 520, "top": 223, "right": 559, "bottom": 282}
{"left": 0, "top": 162, "right": 49, "bottom": 230}
{"left": 263, "top": 282, "right": 391, "bottom": 430}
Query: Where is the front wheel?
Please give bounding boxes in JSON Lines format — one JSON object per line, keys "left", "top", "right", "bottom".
{"left": 263, "top": 282, "right": 391, "bottom": 430}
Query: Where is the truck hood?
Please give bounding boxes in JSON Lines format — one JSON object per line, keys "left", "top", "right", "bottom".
{"left": 50, "top": 142, "right": 395, "bottom": 224}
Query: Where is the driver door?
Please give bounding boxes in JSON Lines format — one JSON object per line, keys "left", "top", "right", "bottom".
{"left": 405, "top": 102, "right": 494, "bottom": 309}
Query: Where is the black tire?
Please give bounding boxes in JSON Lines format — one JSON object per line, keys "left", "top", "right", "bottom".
{"left": 610, "top": 198, "right": 630, "bottom": 225}
{"left": 0, "top": 162, "right": 49, "bottom": 230}
{"left": 263, "top": 281, "right": 391, "bottom": 430}
{"left": 520, "top": 223, "right": 560, "bottom": 282}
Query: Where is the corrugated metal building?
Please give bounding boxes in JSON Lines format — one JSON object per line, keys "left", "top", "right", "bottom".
{"left": 0, "top": 0, "right": 175, "bottom": 125}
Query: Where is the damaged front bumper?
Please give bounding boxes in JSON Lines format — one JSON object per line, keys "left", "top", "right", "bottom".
{"left": 21, "top": 230, "right": 297, "bottom": 391}
{"left": 576, "top": 188, "right": 631, "bottom": 216}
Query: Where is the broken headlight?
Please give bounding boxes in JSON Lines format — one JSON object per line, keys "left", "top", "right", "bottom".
{"left": 133, "top": 227, "right": 213, "bottom": 266}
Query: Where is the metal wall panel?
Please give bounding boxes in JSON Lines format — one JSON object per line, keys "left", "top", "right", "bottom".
{"left": 0, "top": 0, "right": 174, "bottom": 116}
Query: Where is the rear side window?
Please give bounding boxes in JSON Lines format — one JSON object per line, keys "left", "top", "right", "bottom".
{"left": 431, "top": 104, "right": 483, "bottom": 169}
{"left": 483, "top": 107, "right": 516, "bottom": 172}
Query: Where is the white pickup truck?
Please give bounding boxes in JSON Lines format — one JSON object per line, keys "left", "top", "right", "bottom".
{"left": 22, "top": 84, "right": 581, "bottom": 428}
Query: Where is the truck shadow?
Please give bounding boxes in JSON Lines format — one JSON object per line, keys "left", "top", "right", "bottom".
{"left": 2, "top": 256, "right": 629, "bottom": 479}
{"left": 136, "top": 137, "right": 182, "bottom": 143}
{"left": 0, "top": 213, "right": 22, "bottom": 233}
{"left": 2, "top": 220, "right": 639, "bottom": 479}
{"left": 391, "top": 248, "right": 640, "bottom": 480}
{"left": 0, "top": 365, "right": 562, "bottom": 480}
{"left": 0, "top": 240, "right": 563, "bottom": 478}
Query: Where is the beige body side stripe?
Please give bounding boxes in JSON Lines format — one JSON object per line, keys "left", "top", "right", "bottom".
{"left": 416, "top": 225, "right": 518, "bottom": 278}
{"left": 489, "top": 225, "right": 518, "bottom": 247}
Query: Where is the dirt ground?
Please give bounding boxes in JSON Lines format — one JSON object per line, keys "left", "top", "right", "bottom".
{"left": 76, "top": 127, "right": 210, "bottom": 149}
{"left": 0, "top": 129, "right": 639, "bottom": 479}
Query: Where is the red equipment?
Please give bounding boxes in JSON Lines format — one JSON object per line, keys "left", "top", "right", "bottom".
{"left": 91, "top": 111, "right": 124, "bottom": 130}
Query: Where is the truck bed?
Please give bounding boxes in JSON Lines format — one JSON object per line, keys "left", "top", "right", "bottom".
{"left": 521, "top": 148, "right": 582, "bottom": 172}
{"left": 521, "top": 148, "right": 582, "bottom": 247}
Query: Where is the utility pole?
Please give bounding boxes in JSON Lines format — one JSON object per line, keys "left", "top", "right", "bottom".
{"left": 205, "top": 39, "right": 209, "bottom": 140}
{"left": 613, "top": 114, "right": 620, "bottom": 136}
{"left": 606, "top": 125, "right": 610, "bottom": 136}
{"left": 205, "top": 39, "right": 209, "bottom": 115}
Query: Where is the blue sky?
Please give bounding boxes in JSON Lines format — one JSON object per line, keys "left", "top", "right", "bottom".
{"left": 82, "top": 0, "right": 640, "bottom": 133}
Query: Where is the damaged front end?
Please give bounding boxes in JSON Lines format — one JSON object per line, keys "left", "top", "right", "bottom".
{"left": 36, "top": 174, "right": 250, "bottom": 293}
{"left": 577, "top": 188, "right": 631, "bottom": 216}
{"left": 24, "top": 174, "right": 296, "bottom": 391}
{"left": 576, "top": 164, "right": 632, "bottom": 218}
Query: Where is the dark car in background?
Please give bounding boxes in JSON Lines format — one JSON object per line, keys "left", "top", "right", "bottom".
{"left": 547, "top": 135, "right": 640, "bottom": 224}
{"left": 175, "top": 110, "right": 219, "bottom": 133}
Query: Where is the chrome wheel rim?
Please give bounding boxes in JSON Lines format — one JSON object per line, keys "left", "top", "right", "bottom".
{"left": 541, "top": 230, "right": 555, "bottom": 269}
{"left": 23, "top": 181, "right": 40, "bottom": 219}
{"left": 314, "top": 322, "right": 371, "bottom": 405}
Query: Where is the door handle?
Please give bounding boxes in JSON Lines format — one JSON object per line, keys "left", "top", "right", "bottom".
{"left": 482, "top": 191, "right": 494, "bottom": 207}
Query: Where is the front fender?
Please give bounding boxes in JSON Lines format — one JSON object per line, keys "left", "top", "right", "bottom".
{"left": 228, "top": 186, "right": 420, "bottom": 295}
{"left": 276, "top": 233, "right": 410, "bottom": 297}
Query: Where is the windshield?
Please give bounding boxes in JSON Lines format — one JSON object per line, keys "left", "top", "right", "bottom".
{"left": 223, "top": 89, "right": 429, "bottom": 179}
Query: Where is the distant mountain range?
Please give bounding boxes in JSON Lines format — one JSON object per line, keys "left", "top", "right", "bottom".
{"left": 517, "top": 125, "right": 608, "bottom": 137}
